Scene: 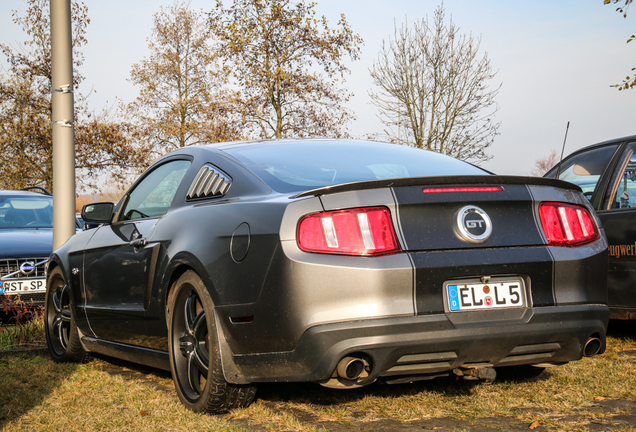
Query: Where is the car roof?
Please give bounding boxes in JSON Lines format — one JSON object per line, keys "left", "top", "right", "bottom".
{"left": 164, "top": 138, "right": 447, "bottom": 165}
{"left": 0, "top": 190, "right": 53, "bottom": 198}
{"left": 566, "top": 134, "right": 636, "bottom": 155}
{"left": 196, "top": 138, "right": 404, "bottom": 153}
{"left": 204, "top": 137, "right": 348, "bottom": 150}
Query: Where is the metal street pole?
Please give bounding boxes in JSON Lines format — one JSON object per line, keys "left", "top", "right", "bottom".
{"left": 50, "top": 0, "right": 76, "bottom": 249}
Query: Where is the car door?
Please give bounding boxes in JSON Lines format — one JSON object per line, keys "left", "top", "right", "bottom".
{"left": 595, "top": 141, "right": 636, "bottom": 316}
{"left": 82, "top": 158, "right": 191, "bottom": 344}
{"left": 546, "top": 144, "right": 620, "bottom": 206}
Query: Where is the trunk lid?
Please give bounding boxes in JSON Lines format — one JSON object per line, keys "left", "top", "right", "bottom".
{"left": 302, "top": 175, "right": 580, "bottom": 252}
{"left": 393, "top": 183, "right": 543, "bottom": 251}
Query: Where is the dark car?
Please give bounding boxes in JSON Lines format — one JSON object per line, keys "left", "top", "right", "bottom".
{"left": 0, "top": 188, "right": 83, "bottom": 310}
{"left": 46, "top": 139, "right": 609, "bottom": 414}
{"left": 545, "top": 134, "right": 636, "bottom": 320}
{"left": 0, "top": 188, "right": 55, "bottom": 307}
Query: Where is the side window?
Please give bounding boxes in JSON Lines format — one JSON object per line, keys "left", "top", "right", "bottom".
{"left": 602, "top": 142, "right": 636, "bottom": 210}
{"left": 120, "top": 159, "right": 191, "bottom": 221}
{"left": 545, "top": 145, "right": 618, "bottom": 200}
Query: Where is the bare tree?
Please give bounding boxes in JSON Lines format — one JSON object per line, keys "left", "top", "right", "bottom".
{"left": 530, "top": 149, "right": 560, "bottom": 177}
{"left": 369, "top": 4, "right": 500, "bottom": 163}
{"left": 604, "top": 0, "right": 635, "bottom": 90}
{"left": 126, "top": 0, "right": 240, "bottom": 155}
{"left": 210, "top": 0, "right": 363, "bottom": 139}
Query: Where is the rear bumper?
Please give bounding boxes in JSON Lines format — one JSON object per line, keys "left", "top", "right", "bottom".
{"left": 221, "top": 304, "right": 609, "bottom": 385}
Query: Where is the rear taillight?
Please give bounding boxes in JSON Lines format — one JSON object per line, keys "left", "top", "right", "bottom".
{"left": 539, "top": 202, "right": 599, "bottom": 246}
{"left": 297, "top": 207, "right": 400, "bottom": 256}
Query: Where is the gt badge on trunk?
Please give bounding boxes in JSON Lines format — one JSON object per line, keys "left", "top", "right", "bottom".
{"left": 456, "top": 205, "right": 492, "bottom": 243}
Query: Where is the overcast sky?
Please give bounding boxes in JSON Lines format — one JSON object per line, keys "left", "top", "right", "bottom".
{"left": 1, "top": 0, "right": 634, "bottom": 175}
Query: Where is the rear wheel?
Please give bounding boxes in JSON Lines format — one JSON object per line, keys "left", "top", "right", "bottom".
{"left": 167, "top": 270, "right": 256, "bottom": 413}
{"left": 45, "top": 267, "right": 87, "bottom": 362}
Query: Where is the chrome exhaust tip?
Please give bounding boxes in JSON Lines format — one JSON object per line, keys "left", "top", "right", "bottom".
{"left": 336, "top": 356, "right": 367, "bottom": 380}
{"left": 584, "top": 337, "right": 602, "bottom": 357}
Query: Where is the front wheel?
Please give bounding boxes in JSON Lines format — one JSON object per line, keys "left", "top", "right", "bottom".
{"left": 167, "top": 270, "right": 256, "bottom": 414}
{"left": 45, "top": 267, "right": 87, "bottom": 362}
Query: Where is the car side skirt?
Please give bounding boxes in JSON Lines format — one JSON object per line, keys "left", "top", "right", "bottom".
{"left": 80, "top": 336, "right": 171, "bottom": 371}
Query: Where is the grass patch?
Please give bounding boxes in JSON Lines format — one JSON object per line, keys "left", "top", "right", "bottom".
{"left": 0, "top": 322, "right": 634, "bottom": 431}
{"left": 0, "top": 295, "right": 45, "bottom": 350}
{"left": 0, "top": 356, "right": 246, "bottom": 431}
{"left": 0, "top": 313, "right": 45, "bottom": 350}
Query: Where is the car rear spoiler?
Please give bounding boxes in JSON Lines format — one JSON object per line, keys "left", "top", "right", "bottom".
{"left": 293, "top": 175, "right": 582, "bottom": 198}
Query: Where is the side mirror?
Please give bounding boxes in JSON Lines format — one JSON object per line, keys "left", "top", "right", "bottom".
{"left": 81, "top": 202, "right": 114, "bottom": 224}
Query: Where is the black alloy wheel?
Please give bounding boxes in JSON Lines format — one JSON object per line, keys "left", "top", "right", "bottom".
{"left": 168, "top": 270, "right": 256, "bottom": 413}
{"left": 45, "top": 267, "right": 86, "bottom": 362}
{"left": 173, "top": 288, "right": 210, "bottom": 400}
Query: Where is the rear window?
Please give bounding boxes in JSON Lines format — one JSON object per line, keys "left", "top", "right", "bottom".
{"left": 223, "top": 140, "right": 488, "bottom": 193}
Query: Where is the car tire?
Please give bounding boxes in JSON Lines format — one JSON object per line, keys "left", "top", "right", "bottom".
{"left": 495, "top": 365, "right": 546, "bottom": 382}
{"left": 45, "top": 267, "right": 87, "bottom": 363}
{"left": 167, "top": 270, "right": 256, "bottom": 414}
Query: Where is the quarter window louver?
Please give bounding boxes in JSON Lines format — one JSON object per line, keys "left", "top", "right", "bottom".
{"left": 186, "top": 165, "right": 232, "bottom": 200}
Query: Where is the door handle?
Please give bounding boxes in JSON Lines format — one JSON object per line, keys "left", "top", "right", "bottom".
{"left": 130, "top": 238, "right": 147, "bottom": 248}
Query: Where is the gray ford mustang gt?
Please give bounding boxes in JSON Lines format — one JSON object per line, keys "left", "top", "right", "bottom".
{"left": 46, "top": 139, "right": 609, "bottom": 414}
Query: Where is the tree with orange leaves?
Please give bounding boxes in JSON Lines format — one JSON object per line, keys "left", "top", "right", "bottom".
{"left": 210, "top": 0, "right": 363, "bottom": 139}
{"left": 125, "top": 1, "right": 241, "bottom": 156}
{"left": 0, "top": 0, "right": 148, "bottom": 191}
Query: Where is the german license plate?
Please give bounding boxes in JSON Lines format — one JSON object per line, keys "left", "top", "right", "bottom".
{"left": 0, "top": 278, "right": 46, "bottom": 294}
{"left": 446, "top": 278, "right": 526, "bottom": 312}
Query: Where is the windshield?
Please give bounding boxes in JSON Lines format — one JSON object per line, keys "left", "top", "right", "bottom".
{"left": 224, "top": 140, "right": 488, "bottom": 193}
{"left": 0, "top": 195, "right": 53, "bottom": 229}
